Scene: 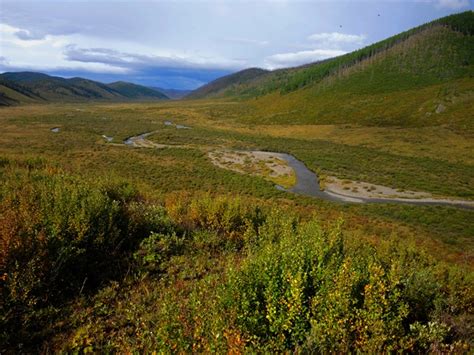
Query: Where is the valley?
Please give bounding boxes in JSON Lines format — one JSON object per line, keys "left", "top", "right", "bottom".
{"left": 1, "top": 99, "right": 473, "bottom": 251}
{"left": 1, "top": 10, "right": 473, "bottom": 353}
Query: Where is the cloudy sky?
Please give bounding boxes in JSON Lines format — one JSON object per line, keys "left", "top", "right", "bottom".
{"left": 0, "top": 0, "right": 472, "bottom": 89}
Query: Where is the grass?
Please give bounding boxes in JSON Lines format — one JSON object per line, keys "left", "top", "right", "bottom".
{"left": 0, "top": 99, "right": 473, "bottom": 353}
{"left": 1, "top": 12, "right": 473, "bottom": 351}
{"left": 0, "top": 101, "right": 472, "bottom": 257}
{"left": 144, "top": 120, "right": 473, "bottom": 199}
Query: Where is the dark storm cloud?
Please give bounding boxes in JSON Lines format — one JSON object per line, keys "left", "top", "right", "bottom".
{"left": 63, "top": 46, "right": 243, "bottom": 71}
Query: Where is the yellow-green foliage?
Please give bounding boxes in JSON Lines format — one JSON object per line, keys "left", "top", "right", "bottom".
{"left": 0, "top": 79, "right": 473, "bottom": 352}
{"left": 224, "top": 215, "right": 472, "bottom": 352}
{"left": 0, "top": 160, "right": 173, "bottom": 349}
{"left": 1, "top": 160, "right": 472, "bottom": 352}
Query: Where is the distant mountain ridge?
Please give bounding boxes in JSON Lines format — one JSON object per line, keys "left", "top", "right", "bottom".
{"left": 0, "top": 72, "right": 169, "bottom": 106}
{"left": 150, "top": 87, "right": 192, "bottom": 99}
{"left": 108, "top": 81, "right": 169, "bottom": 100}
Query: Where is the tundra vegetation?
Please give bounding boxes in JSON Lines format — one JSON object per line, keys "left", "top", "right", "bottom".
{"left": 1, "top": 11, "right": 474, "bottom": 353}
{"left": 0, "top": 99, "right": 473, "bottom": 353}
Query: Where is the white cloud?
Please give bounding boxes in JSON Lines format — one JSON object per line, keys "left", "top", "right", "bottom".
{"left": 308, "top": 32, "right": 366, "bottom": 46}
{"left": 264, "top": 49, "right": 346, "bottom": 69}
{"left": 0, "top": 23, "right": 65, "bottom": 48}
{"left": 436, "top": 0, "right": 470, "bottom": 9}
{"left": 0, "top": 23, "right": 131, "bottom": 73}
{"left": 0, "top": 22, "right": 246, "bottom": 77}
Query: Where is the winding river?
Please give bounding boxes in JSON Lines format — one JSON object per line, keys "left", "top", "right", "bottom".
{"left": 275, "top": 152, "right": 474, "bottom": 210}
{"left": 122, "top": 133, "right": 474, "bottom": 210}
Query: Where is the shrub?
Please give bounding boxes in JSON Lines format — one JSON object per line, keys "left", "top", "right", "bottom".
{"left": 133, "top": 232, "right": 184, "bottom": 274}
{"left": 165, "top": 192, "right": 266, "bottom": 250}
{"left": 223, "top": 215, "right": 472, "bottom": 352}
{"left": 0, "top": 163, "right": 175, "bottom": 350}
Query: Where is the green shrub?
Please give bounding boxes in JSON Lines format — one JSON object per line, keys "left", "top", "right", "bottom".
{"left": 0, "top": 163, "right": 175, "bottom": 350}
{"left": 166, "top": 193, "right": 267, "bottom": 251}
{"left": 134, "top": 232, "right": 184, "bottom": 274}
{"left": 1, "top": 160, "right": 472, "bottom": 353}
{"left": 223, "top": 215, "right": 472, "bottom": 352}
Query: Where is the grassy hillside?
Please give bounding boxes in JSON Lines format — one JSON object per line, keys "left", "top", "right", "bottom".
{"left": 186, "top": 68, "right": 269, "bottom": 99}
{"left": 188, "top": 11, "right": 473, "bottom": 100}
{"left": 0, "top": 75, "right": 45, "bottom": 106}
{"left": 108, "top": 81, "right": 169, "bottom": 99}
{"left": 185, "top": 12, "right": 474, "bottom": 130}
{"left": 0, "top": 72, "right": 169, "bottom": 105}
{"left": 0, "top": 85, "right": 38, "bottom": 106}
{"left": 186, "top": 13, "right": 474, "bottom": 131}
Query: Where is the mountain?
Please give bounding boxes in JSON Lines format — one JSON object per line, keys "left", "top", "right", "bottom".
{"left": 0, "top": 72, "right": 169, "bottom": 105}
{"left": 0, "top": 75, "right": 45, "bottom": 106}
{"left": 149, "top": 87, "right": 191, "bottom": 100}
{"left": 189, "top": 12, "right": 473, "bottom": 100}
{"left": 186, "top": 68, "right": 269, "bottom": 99}
{"left": 108, "top": 81, "right": 169, "bottom": 100}
{"left": 185, "top": 12, "right": 474, "bottom": 129}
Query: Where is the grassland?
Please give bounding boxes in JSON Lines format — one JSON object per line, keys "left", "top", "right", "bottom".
{"left": 1, "top": 100, "right": 473, "bottom": 352}
{"left": 2, "top": 11, "right": 473, "bottom": 351}
{"left": 0, "top": 101, "right": 472, "bottom": 253}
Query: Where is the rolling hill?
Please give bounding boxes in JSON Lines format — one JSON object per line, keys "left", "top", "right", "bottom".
{"left": 186, "top": 11, "right": 474, "bottom": 129}
{"left": 188, "top": 11, "right": 473, "bottom": 100}
{"left": 0, "top": 72, "right": 169, "bottom": 105}
{"left": 186, "top": 68, "right": 269, "bottom": 99}
{"left": 108, "top": 81, "right": 169, "bottom": 100}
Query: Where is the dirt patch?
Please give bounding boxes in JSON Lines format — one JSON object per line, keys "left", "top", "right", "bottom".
{"left": 324, "top": 176, "right": 432, "bottom": 199}
{"left": 208, "top": 150, "right": 296, "bottom": 188}
{"left": 124, "top": 133, "right": 169, "bottom": 148}
{"left": 323, "top": 176, "right": 474, "bottom": 208}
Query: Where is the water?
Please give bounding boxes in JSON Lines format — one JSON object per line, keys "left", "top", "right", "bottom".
{"left": 273, "top": 152, "right": 473, "bottom": 209}
{"left": 164, "top": 121, "right": 191, "bottom": 129}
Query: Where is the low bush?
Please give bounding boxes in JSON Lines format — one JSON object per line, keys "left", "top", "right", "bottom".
{"left": 0, "top": 162, "right": 175, "bottom": 350}
{"left": 165, "top": 192, "right": 266, "bottom": 251}
{"left": 223, "top": 216, "right": 473, "bottom": 352}
{"left": 1, "top": 159, "right": 472, "bottom": 352}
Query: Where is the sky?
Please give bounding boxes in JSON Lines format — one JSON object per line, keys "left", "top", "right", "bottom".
{"left": 0, "top": 0, "right": 472, "bottom": 89}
